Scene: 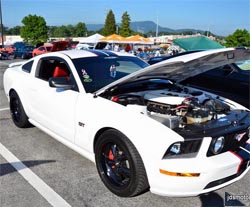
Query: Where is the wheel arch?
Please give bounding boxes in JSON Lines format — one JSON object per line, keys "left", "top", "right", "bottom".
{"left": 8, "top": 88, "right": 30, "bottom": 117}
{"left": 93, "top": 127, "right": 115, "bottom": 152}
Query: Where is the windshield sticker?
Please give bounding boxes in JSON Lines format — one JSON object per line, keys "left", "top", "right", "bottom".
{"left": 82, "top": 69, "right": 92, "bottom": 82}
{"left": 110, "top": 65, "right": 116, "bottom": 78}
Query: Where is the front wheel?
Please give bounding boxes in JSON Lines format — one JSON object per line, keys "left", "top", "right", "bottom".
{"left": 95, "top": 129, "right": 149, "bottom": 197}
{"left": 9, "top": 91, "right": 31, "bottom": 128}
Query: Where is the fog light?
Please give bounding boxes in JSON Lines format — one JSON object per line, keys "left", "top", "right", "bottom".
{"left": 211, "top": 136, "right": 225, "bottom": 154}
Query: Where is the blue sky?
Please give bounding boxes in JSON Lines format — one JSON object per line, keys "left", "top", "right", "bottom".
{"left": 2, "top": 0, "right": 250, "bottom": 36}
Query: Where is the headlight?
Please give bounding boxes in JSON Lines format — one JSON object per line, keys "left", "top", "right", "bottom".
{"left": 163, "top": 139, "right": 202, "bottom": 159}
{"left": 169, "top": 143, "right": 181, "bottom": 154}
{"left": 211, "top": 136, "right": 225, "bottom": 154}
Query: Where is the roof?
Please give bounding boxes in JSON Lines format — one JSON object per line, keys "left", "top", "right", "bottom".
{"left": 38, "top": 49, "right": 135, "bottom": 59}
{"left": 173, "top": 36, "right": 224, "bottom": 51}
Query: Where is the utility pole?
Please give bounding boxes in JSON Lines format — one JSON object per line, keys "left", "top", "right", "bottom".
{"left": 156, "top": 15, "right": 158, "bottom": 38}
{"left": 0, "top": 0, "right": 4, "bottom": 48}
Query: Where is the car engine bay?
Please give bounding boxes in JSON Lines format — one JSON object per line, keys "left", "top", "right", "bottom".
{"left": 101, "top": 79, "right": 250, "bottom": 137}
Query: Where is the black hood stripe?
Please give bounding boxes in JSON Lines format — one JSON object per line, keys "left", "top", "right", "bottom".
{"left": 90, "top": 50, "right": 118, "bottom": 57}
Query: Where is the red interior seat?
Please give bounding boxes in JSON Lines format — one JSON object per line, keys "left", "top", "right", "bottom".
{"left": 53, "top": 64, "right": 69, "bottom": 78}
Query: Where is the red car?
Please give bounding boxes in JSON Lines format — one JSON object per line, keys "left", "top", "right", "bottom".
{"left": 32, "top": 41, "right": 68, "bottom": 56}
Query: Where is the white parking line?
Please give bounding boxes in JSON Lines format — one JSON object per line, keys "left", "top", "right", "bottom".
{"left": 0, "top": 142, "right": 72, "bottom": 207}
{"left": 0, "top": 107, "right": 9, "bottom": 111}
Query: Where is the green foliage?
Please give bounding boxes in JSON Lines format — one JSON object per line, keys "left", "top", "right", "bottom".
{"left": 119, "top": 12, "right": 131, "bottom": 37}
{"left": 48, "top": 22, "right": 87, "bottom": 37}
{"left": 223, "top": 29, "right": 250, "bottom": 47}
{"left": 8, "top": 26, "right": 21, "bottom": 35}
{"left": 75, "top": 22, "right": 87, "bottom": 37}
{"left": 1, "top": 25, "right": 20, "bottom": 35}
{"left": 103, "top": 10, "right": 116, "bottom": 36}
{"left": 20, "top": 15, "right": 48, "bottom": 45}
{"left": 52, "top": 25, "right": 72, "bottom": 37}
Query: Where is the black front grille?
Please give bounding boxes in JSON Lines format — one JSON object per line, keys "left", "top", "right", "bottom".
{"left": 204, "top": 174, "right": 237, "bottom": 189}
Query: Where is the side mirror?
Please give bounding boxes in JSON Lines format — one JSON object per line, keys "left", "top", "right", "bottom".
{"left": 49, "top": 77, "right": 74, "bottom": 89}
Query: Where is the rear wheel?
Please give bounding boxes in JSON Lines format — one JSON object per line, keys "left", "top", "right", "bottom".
{"left": 9, "top": 91, "right": 31, "bottom": 128}
{"left": 95, "top": 129, "right": 149, "bottom": 197}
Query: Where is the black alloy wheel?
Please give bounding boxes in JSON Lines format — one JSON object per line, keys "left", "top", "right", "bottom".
{"left": 95, "top": 129, "right": 149, "bottom": 197}
{"left": 9, "top": 91, "right": 30, "bottom": 128}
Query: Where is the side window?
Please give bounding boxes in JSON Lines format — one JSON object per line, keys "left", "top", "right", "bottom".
{"left": 39, "top": 47, "right": 45, "bottom": 51}
{"left": 22, "top": 60, "right": 34, "bottom": 73}
{"left": 36, "top": 58, "right": 70, "bottom": 81}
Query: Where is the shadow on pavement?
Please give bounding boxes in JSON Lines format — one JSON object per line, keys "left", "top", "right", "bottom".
{"left": 0, "top": 160, "right": 56, "bottom": 176}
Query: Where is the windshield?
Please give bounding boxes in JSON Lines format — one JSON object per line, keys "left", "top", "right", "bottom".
{"left": 72, "top": 56, "right": 148, "bottom": 93}
{"left": 46, "top": 47, "right": 52, "bottom": 51}
{"left": 25, "top": 46, "right": 35, "bottom": 51}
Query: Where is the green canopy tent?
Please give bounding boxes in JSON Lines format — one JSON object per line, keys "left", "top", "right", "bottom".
{"left": 173, "top": 36, "right": 224, "bottom": 51}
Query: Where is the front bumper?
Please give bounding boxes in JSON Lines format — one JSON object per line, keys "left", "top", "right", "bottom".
{"left": 149, "top": 139, "right": 250, "bottom": 197}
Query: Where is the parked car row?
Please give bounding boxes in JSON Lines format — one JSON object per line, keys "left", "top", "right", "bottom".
{"left": 32, "top": 41, "right": 68, "bottom": 56}
{"left": 13, "top": 45, "right": 35, "bottom": 59}
{"left": 1, "top": 41, "right": 69, "bottom": 60}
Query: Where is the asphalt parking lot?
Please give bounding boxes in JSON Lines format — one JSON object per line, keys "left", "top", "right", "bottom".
{"left": 0, "top": 57, "right": 249, "bottom": 207}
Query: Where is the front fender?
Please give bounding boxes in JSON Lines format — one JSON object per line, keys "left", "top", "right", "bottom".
{"left": 75, "top": 94, "right": 183, "bottom": 176}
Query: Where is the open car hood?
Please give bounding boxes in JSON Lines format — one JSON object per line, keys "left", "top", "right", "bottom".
{"left": 96, "top": 48, "right": 250, "bottom": 95}
{"left": 51, "top": 41, "right": 68, "bottom": 52}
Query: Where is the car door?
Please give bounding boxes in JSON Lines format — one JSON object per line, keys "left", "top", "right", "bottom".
{"left": 28, "top": 57, "right": 79, "bottom": 143}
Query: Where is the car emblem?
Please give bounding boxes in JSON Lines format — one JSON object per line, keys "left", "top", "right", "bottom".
{"left": 234, "top": 132, "right": 246, "bottom": 142}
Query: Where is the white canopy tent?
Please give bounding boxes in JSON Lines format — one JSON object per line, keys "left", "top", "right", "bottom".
{"left": 78, "top": 33, "right": 104, "bottom": 44}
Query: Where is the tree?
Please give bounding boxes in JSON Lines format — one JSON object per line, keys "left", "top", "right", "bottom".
{"left": 103, "top": 10, "right": 116, "bottom": 36}
{"left": 53, "top": 25, "right": 71, "bottom": 37}
{"left": 20, "top": 15, "right": 48, "bottom": 45}
{"left": 8, "top": 26, "right": 21, "bottom": 35}
{"left": 75, "top": 22, "right": 87, "bottom": 37}
{"left": 223, "top": 29, "right": 250, "bottom": 47}
{"left": 119, "top": 11, "right": 131, "bottom": 37}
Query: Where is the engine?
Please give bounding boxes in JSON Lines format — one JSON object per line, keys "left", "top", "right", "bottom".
{"left": 148, "top": 96, "right": 230, "bottom": 126}
{"left": 109, "top": 88, "right": 231, "bottom": 130}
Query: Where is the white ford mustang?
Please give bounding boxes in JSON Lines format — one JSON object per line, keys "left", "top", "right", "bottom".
{"left": 3, "top": 48, "right": 250, "bottom": 197}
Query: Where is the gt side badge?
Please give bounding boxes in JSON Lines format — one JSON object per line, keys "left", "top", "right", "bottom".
{"left": 78, "top": 122, "right": 85, "bottom": 127}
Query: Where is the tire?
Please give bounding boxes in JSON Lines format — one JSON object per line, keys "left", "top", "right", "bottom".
{"left": 9, "top": 91, "right": 31, "bottom": 128}
{"left": 21, "top": 54, "right": 25, "bottom": 59}
{"left": 95, "top": 129, "right": 149, "bottom": 197}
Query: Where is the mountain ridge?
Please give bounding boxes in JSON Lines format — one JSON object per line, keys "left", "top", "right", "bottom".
{"left": 86, "top": 20, "right": 206, "bottom": 35}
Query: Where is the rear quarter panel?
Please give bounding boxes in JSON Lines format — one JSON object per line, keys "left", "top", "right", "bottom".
{"left": 3, "top": 62, "right": 34, "bottom": 116}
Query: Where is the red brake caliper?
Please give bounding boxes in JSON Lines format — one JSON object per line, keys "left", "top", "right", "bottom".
{"left": 108, "top": 150, "right": 116, "bottom": 169}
